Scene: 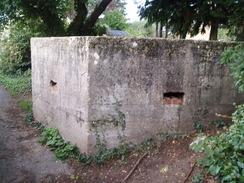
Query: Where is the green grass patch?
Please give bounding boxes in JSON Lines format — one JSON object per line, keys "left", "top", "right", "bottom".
{"left": 18, "top": 99, "right": 32, "bottom": 112}
{"left": 0, "top": 70, "right": 31, "bottom": 96}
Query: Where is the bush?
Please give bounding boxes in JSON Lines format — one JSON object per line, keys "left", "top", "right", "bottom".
{"left": 191, "top": 44, "right": 244, "bottom": 182}
{"left": 221, "top": 44, "right": 244, "bottom": 93}
{"left": 190, "top": 104, "right": 244, "bottom": 182}
{"left": 0, "top": 23, "right": 41, "bottom": 75}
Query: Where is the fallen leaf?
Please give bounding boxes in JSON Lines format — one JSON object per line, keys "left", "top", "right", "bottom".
{"left": 160, "top": 166, "right": 169, "bottom": 173}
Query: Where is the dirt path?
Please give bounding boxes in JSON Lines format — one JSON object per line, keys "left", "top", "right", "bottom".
{"left": 0, "top": 85, "right": 74, "bottom": 183}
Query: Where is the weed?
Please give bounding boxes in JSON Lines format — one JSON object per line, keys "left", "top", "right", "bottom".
{"left": 18, "top": 99, "right": 32, "bottom": 112}
{"left": 156, "top": 132, "right": 171, "bottom": 142}
{"left": 24, "top": 111, "right": 34, "bottom": 125}
{"left": 141, "top": 137, "right": 156, "bottom": 150}
{"left": 191, "top": 172, "right": 204, "bottom": 183}
{"left": 113, "top": 96, "right": 126, "bottom": 143}
{"left": 24, "top": 111, "right": 44, "bottom": 131}
{"left": 0, "top": 70, "right": 31, "bottom": 96}
{"left": 38, "top": 127, "right": 80, "bottom": 161}
{"left": 193, "top": 122, "right": 205, "bottom": 131}
{"left": 78, "top": 142, "right": 130, "bottom": 165}
{"left": 70, "top": 174, "right": 79, "bottom": 180}
{"left": 190, "top": 108, "right": 208, "bottom": 131}
{"left": 133, "top": 137, "right": 156, "bottom": 153}
{"left": 213, "top": 121, "right": 226, "bottom": 128}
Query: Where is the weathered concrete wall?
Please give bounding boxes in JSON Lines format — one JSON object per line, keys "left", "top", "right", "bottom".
{"left": 31, "top": 37, "right": 244, "bottom": 153}
{"left": 31, "top": 37, "right": 90, "bottom": 152}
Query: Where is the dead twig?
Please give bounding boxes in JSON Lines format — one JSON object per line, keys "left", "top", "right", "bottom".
{"left": 183, "top": 162, "right": 196, "bottom": 183}
{"left": 123, "top": 153, "right": 147, "bottom": 182}
{"left": 215, "top": 113, "right": 232, "bottom": 119}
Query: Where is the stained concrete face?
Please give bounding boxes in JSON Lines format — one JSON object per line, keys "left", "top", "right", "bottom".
{"left": 31, "top": 37, "right": 244, "bottom": 153}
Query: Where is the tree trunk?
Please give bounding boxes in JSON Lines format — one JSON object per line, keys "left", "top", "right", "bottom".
{"left": 179, "top": 33, "right": 186, "bottom": 39}
{"left": 209, "top": 19, "right": 219, "bottom": 40}
{"left": 68, "top": 0, "right": 112, "bottom": 36}
{"left": 159, "top": 21, "right": 163, "bottom": 38}
{"left": 165, "top": 24, "right": 168, "bottom": 38}
{"left": 83, "top": 0, "right": 112, "bottom": 35}
{"left": 156, "top": 23, "right": 158, "bottom": 37}
{"left": 67, "top": 1, "right": 88, "bottom": 35}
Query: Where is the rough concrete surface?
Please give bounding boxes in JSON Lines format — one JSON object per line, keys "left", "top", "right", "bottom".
{"left": 0, "top": 85, "right": 73, "bottom": 182}
{"left": 31, "top": 37, "right": 244, "bottom": 153}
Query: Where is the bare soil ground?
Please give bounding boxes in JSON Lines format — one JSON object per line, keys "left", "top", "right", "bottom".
{"left": 0, "top": 85, "right": 73, "bottom": 183}
{"left": 0, "top": 85, "right": 218, "bottom": 183}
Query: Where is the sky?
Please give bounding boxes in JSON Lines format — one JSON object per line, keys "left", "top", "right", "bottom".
{"left": 125, "top": 0, "right": 145, "bottom": 22}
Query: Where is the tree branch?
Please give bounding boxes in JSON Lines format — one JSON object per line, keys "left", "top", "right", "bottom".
{"left": 83, "top": 0, "right": 112, "bottom": 35}
{"left": 123, "top": 153, "right": 147, "bottom": 182}
{"left": 67, "top": 0, "right": 88, "bottom": 35}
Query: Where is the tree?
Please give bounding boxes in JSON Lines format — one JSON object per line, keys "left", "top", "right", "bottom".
{"left": 0, "top": 0, "right": 113, "bottom": 36}
{"left": 126, "top": 21, "right": 153, "bottom": 38}
{"left": 100, "top": 9, "right": 128, "bottom": 30}
{"left": 0, "top": 0, "right": 113, "bottom": 74}
{"left": 139, "top": 0, "right": 244, "bottom": 40}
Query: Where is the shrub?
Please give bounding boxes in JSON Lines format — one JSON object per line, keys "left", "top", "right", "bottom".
{"left": 190, "top": 104, "right": 244, "bottom": 182}
{"left": 0, "top": 23, "right": 41, "bottom": 75}
{"left": 221, "top": 44, "right": 244, "bottom": 93}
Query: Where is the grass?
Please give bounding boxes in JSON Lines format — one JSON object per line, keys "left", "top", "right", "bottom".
{"left": 0, "top": 70, "right": 32, "bottom": 96}
{"left": 18, "top": 99, "right": 32, "bottom": 112}
{"left": 0, "top": 70, "right": 32, "bottom": 113}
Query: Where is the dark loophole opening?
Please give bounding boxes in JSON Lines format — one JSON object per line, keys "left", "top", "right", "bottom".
{"left": 164, "top": 92, "right": 184, "bottom": 99}
{"left": 163, "top": 92, "right": 184, "bottom": 105}
{"left": 50, "top": 80, "right": 57, "bottom": 86}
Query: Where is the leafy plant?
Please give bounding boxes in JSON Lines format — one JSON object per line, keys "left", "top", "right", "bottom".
{"left": 193, "top": 122, "right": 204, "bottom": 131}
{"left": 191, "top": 172, "right": 204, "bottom": 183}
{"left": 141, "top": 137, "right": 156, "bottom": 150}
{"left": 213, "top": 121, "right": 226, "bottom": 128}
{"left": 78, "top": 142, "right": 130, "bottom": 165}
{"left": 221, "top": 44, "right": 244, "bottom": 93}
{"left": 190, "top": 104, "right": 244, "bottom": 182}
{"left": 24, "top": 111, "right": 34, "bottom": 125}
{"left": 38, "top": 127, "right": 80, "bottom": 160}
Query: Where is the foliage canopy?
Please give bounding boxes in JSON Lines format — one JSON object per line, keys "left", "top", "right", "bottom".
{"left": 139, "top": 0, "right": 244, "bottom": 40}
{"left": 0, "top": 0, "right": 113, "bottom": 36}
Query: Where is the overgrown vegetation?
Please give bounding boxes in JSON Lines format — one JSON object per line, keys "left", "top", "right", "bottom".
{"left": 190, "top": 44, "right": 244, "bottom": 182}
{"left": 139, "top": 0, "right": 244, "bottom": 40}
{"left": 190, "top": 104, "right": 244, "bottom": 182}
{"left": 38, "top": 127, "right": 80, "bottom": 161}
{"left": 0, "top": 70, "right": 31, "bottom": 96}
{"left": 191, "top": 172, "right": 205, "bottom": 183}
{"left": 37, "top": 125, "right": 157, "bottom": 165}
{"left": 0, "top": 23, "right": 39, "bottom": 74}
{"left": 221, "top": 44, "right": 244, "bottom": 93}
